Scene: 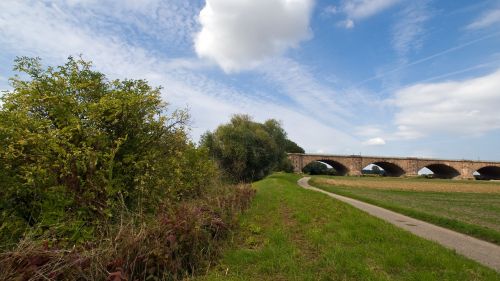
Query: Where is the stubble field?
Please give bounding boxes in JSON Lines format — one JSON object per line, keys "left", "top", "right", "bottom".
{"left": 315, "top": 177, "right": 500, "bottom": 193}
{"left": 311, "top": 176, "right": 500, "bottom": 245}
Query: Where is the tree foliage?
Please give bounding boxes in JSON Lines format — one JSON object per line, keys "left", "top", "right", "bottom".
{"left": 200, "top": 115, "right": 294, "bottom": 182}
{"left": 372, "top": 165, "right": 383, "bottom": 175}
{"left": 0, "top": 57, "right": 217, "bottom": 243}
{"left": 285, "top": 139, "right": 305, "bottom": 153}
{"left": 302, "top": 161, "right": 336, "bottom": 175}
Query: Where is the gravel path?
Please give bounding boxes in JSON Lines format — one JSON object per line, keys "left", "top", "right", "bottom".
{"left": 298, "top": 177, "right": 500, "bottom": 272}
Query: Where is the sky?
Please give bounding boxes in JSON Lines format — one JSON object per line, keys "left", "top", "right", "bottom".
{"left": 1, "top": 0, "right": 500, "bottom": 161}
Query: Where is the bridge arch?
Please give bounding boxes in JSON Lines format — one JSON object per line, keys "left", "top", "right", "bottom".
{"left": 475, "top": 166, "right": 500, "bottom": 180}
{"left": 418, "top": 163, "right": 460, "bottom": 179}
{"left": 363, "top": 161, "right": 405, "bottom": 177}
{"left": 319, "top": 159, "right": 349, "bottom": 176}
{"left": 304, "top": 159, "right": 349, "bottom": 176}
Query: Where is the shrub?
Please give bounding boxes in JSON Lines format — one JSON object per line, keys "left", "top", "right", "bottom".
{"left": 0, "top": 184, "right": 255, "bottom": 280}
{"left": 277, "top": 158, "right": 295, "bottom": 173}
{"left": 0, "top": 57, "right": 217, "bottom": 245}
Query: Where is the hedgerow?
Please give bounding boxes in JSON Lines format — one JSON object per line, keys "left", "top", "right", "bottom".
{"left": 0, "top": 184, "right": 255, "bottom": 280}
{"left": 0, "top": 57, "right": 255, "bottom": 280}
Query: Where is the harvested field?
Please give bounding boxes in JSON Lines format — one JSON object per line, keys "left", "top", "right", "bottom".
{"left": 315, "top": 177, "right": 500, "bottom": 193}
{"left": 311, "top": 176, "right": 500, "bottom": 244}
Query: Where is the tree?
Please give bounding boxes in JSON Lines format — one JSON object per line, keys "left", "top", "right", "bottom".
{"left": 200, "top": 114, "right": 292, "bottom": 182}
{"left": 302, "top": 161, "right": 336, "bottom": 175}
{"left": 285, "top": 139, "right": 305, "bottom": 153}
{"left": 371, "top": 165, "right": 385, "bottom": 175}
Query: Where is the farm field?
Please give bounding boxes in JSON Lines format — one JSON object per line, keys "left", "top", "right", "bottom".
{"left": 198, "top": 173, "right": 499, "bottom": 280}
{"left": 311, "top": 176, "right": 500, "bottom": 245}
{"left": 313, "top": 176, "right": 500, "bottom": 193}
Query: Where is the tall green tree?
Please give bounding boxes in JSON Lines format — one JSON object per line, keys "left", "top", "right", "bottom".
{"left": 201, "top": 114, "right": 294, "bottom": 182}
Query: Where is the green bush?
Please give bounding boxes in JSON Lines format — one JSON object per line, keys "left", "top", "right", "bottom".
{"left": 277, "top": 158, "right": 295, "bottom": 173}
{"left": 0, "top": 184, "right": 256, "bottom": 280}
{"left": 0, "top": 57, "right": 217, "bottom": 245}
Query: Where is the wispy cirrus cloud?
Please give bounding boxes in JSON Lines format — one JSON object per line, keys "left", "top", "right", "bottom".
{"left": 56, "top": 0, "right": 201, "bottom": 49}
{"left": 260, "top": 58, "right": 350, "bottom": 122}
{"left": 343, "top": 0, "right": 400, "bottom": 19}
{"left": 354, "top": 32, "right": 500, "bottom": 88}
{"left": 355, "top": 126, "right": 384, "bottom": 137}
{"left": 467, "top": 8, "right": 500, "bottom": 30}
{"left": 323, "top": 5, "right": 338, "bottom": 16}
{"left": 392, "top": 1, "right": 431, "bottom": 61}
{"left": 334, "top": 0, "right": 401, "bottom": 28}
{"left": 372, "top": 1, "right": 432, "bottom": 90}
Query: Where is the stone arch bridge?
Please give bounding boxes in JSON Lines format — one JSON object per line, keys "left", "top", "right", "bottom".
{"left": 288, "top": 153, "right": 500, "bottom": 180}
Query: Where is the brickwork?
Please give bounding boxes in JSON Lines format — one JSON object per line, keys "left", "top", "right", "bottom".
{"left": 289, "top": 153, "right": 500, "bottom": 179}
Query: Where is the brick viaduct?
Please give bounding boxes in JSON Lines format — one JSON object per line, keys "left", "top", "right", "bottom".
{"left": 288, "top": 153, "right": 500, "bottom": 180}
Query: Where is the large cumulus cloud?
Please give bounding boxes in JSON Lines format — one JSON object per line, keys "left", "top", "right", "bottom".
{"left": 194, "top": 0, "right": 314, "bottom": 72}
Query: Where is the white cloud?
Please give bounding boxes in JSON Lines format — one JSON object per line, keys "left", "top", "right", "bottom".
{"left": 362, "top": 137, "right": 386, "bottom": 146}
{"left": 355, "top": 126, "right": 383, "bottom": 137}
{"left": 344, "top": 0, "right": 400, "bottom": 19}
{"left": 50, "top": 0, "right": 200, "bottom": 48}
{"left": 374, "top": 1, "right": 431, "bottom": 90}
{"left": 260, "top": 58, "right": 353, "bottom": 126}
{"left": 342, "top": 19, "right": 355, "bottom": 29}
{"left": 467, "top": 9, "right": 500, "bottom": 30}
{"left": 338, "top": 0, "right": 400, "bottom": 28}
{"left": 391, "top": 69, "right": 500, "bottom": 139}
{"left": 248, "top": 104, "right": 360, "bottom": 154}
{"left": 259, "top": 58, "right": 388, "bottom": 139}
{"left": 392, "top": 1, "right": 430, "bottom": 60}
{"left": 194, "top": 0, "right": 314, "bottom": 72}
{"left": 324, "top": 5, "right": 338, "bottom": 15}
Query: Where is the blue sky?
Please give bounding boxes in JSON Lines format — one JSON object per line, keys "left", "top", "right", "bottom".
{"left": 1, "top": 0, "right": 500, "bottom": 160}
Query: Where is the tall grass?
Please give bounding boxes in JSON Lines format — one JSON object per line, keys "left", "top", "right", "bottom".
{"left": 0, "top": 184, "right": 255, "bottom": 280}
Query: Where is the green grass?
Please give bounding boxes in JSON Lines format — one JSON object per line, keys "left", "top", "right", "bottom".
{"left": 197, "top": 173, "right": 500, "bottom": 280}
{"left": 310, "top": 176, "right": 500, "bottom": 245}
